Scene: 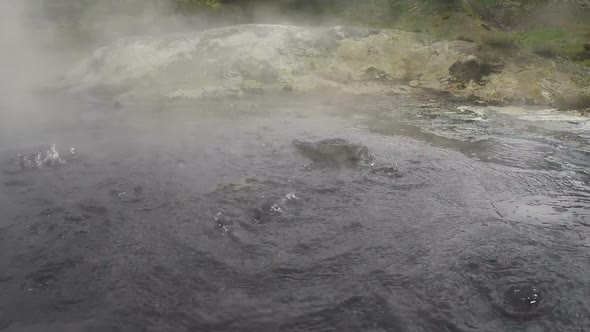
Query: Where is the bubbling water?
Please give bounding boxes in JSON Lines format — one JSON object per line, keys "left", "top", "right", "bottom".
{"left": 15, "top": 144, "right": 77, "bottom": 171}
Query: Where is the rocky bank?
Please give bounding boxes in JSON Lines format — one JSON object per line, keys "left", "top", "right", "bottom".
{"left": 61, "top": 24, "right": 590, "bottom": 111}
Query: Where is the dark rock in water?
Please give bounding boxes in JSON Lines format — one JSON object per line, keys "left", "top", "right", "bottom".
{"left": 449, "top": 55, "right": 493, "bottom": 83}
{"left": 292, "top": 138, "right": 373, "bottom": 167}
{"left": 584, "top": 42, "right": 590, "bottom": 52}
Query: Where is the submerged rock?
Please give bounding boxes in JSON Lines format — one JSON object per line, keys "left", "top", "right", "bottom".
{"left": 292, "top": 138, "right": 402, "bottom": 177}
{"left": 292, "top": 138, "right": 373, "bottom": 167}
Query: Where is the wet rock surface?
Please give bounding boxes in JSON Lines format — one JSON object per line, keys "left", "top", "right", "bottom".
{"left": 292, "top": 138, "right": 374, "bottom": 167}
{"left": 449, "top": 55, "right": 494, "bottom": 83}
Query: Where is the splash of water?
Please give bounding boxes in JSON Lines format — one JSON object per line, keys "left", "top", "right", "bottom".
{"left": 17, "top": 144, "right": 74, "bottom": 170}
{"left": 43, "top": 144, "right": 66, "bottom": 166}
{"left": 270, "top": 204, "right": 283, "bottom": 214}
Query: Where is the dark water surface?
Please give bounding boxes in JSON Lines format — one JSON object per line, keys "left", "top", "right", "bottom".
{"left": 1, "top": 95, "right": 589, "bottom": 331}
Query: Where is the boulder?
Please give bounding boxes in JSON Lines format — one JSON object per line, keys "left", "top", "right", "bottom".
{"left": 449, "top": 55, "right": 492, "bottom": 83}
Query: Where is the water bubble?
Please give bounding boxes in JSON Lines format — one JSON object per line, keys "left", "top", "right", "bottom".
{"left": 300, "top": 163, "right": 312, "bottom": 171}
{"left": 70, "top": 147, "right": 80, "bottom": 159}
{"left": 506, "top": 285, "right": 541, "bottom": 308}
{"left": 110, "top": 190, "right": 126, "bottom": 198}
{"left": 270, "top": 204, "right": 283, "bottom": 214}
{"left": 281, "top": 192, "right": 303, "bottom": 210}
{"left": 384, "top": 164, "right": 399, "bottom": 176}
{"left": 34, "top": 151, "right": 44, "bottom": 167}
{"left": 214, "top": 211, "right": 231, "bottom": 232}
{"left": 18, "top": 154, "right": 32, "bottom": 170}
{"left": 272, "top": 142, "right": 280, "bottom": 154}
{"left": 214, "top": 211, "right": 224, "bottom": 222}
{"left": 46, "top": 144, "right": 66, "bottom": 165}
{"left": 25, "top": 144, "right": 67, "bottom": 167}
{"left": 498, "top": 284, "right": 545, "bottom": 319}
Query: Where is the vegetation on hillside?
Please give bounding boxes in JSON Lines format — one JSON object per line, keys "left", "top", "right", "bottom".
{"left": 36, "top": 0, "right": 590, "bottom": 66}
{"left": 164, "top": 1, "right": 590, "bottom": 66}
